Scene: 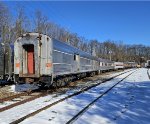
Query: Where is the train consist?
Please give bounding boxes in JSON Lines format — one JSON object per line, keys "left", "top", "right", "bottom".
{"left": 0, "top": 33, "right": 137, "bottom": 87}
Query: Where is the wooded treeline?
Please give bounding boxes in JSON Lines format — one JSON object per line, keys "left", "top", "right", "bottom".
{"left": 0, "top": 2, "right": 149, "bottom": 63}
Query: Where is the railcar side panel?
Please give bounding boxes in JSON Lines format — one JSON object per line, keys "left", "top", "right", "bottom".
{"left": 53, "top": 50, "right": 74, "bottom": 75}
{"left": 80, "top": 57, "right": 93, "bottom": 72}
{"left": 52, "top": 39, "right": 99, "bottom": 76}
{"left": 114, "top": 62, "right": 124, "bottom": 69}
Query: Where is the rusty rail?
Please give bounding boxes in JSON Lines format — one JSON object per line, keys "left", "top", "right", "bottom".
{"left": 0, "top": 92, "right": 28, "bottom": 103}
{"left": 0, "top": 92, "right": 47, "bottom": 112}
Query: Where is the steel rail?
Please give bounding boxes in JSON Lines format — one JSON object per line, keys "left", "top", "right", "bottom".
{"left": 0, "top": 92, "right": 47, "bottom": 113}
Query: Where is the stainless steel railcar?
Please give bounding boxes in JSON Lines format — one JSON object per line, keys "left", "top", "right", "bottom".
{"left": 0, "top": 43, "right": 13, "bottom": 81}
{"left": 99, "top": 58, "right": 114, "bottom": 72}
{"left": 114, "top": 62, "right": 124, "bottom": 70}
{"left": 14, "top": 33, "right": 100, "bottom": 87}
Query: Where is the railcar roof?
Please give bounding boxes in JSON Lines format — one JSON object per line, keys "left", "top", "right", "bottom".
{"left": 52, "top": 38, "right": 99, "bottom": 61}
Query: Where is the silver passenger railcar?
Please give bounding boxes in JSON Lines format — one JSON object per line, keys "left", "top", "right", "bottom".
{"left": 14, "top": 33, "right": 100, "bottom": 87}
{"left": 99, "top": 58, "right": 114, "bottom": 72}
{"left": 114, "top": 62, "right": 124, "bottom": 70}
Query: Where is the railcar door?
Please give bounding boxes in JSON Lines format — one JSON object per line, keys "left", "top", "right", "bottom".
{"left": 23, "top": 44, "right": 35, "bottom": 74}
{"left": 27, "top": 45, "right": 35, "bottom": 74}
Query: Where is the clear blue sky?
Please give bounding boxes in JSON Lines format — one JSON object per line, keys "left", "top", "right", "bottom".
{"left": 4, "top": 1, "right": 150, "bottom": 46}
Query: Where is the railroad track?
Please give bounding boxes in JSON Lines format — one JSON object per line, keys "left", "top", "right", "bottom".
{"left": 0, "top": 69, "right": 132, "bottom": 113}
{"left": 0, "top": 91, "right": 48, "bottom": 113}
{"left": 66, "top": 70, "right": 136, "bottom": 124}
{"left": 0, "top": 92, "right": 28, "bottom": 103}
{"left": 9, "top": 69, "right": 136, "bottom": 124}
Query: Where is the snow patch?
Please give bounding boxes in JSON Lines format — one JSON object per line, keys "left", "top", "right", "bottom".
{"left": 10, "top": 84, "right": 39, "bottom": 92}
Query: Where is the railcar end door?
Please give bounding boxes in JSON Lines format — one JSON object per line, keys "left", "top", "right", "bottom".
{"left": 23, "top": 44, "right": 35, "bottom": 75}
{"left": 27, "top": 45, "right": 35, "bottom": 74}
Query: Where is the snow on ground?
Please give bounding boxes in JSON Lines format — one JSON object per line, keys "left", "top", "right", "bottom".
{"left": 0, "top": 69, "right": 133, "bottom": 124}
{"left": 20, "top": 68, "right": 150, "bottom": 124}
{"left": 74, "top": 68, "right": 150, "bottom": 124}
{"left": 19, "top": 69, "right": 138, "bottom": 124}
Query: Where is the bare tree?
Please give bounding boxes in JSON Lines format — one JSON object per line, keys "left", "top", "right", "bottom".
{"left": 34, "top": 10, "right": 49, "bottom": 34}
{"left": 0, "top": 2, "right": 11, "bottom": 43}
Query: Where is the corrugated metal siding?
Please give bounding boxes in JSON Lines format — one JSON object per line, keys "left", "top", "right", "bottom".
{"left": 53, "top": 50, "right": 74, "bottom": 75}
{"left": 80, "top": 57, "right": 93, "bottom": 71}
